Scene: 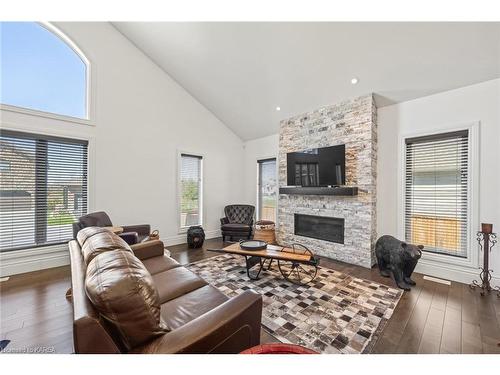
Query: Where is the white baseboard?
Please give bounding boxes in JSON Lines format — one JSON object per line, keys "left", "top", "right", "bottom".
{"left": 0, "top": 244, "right": 70, "bottom": 277}
{"left": 0, "top": 229, "right": 222, "bottom": 277}
{"left": 3, "top": 230, "right": 497, "bottom": 291}
{"left": 161, "top": 229, "right": 221, "bottom": 247}
{"left": 415, "top": 259, "right": 500, "bottom": 288}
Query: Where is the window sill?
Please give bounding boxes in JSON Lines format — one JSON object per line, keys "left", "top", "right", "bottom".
{"left": 0, "top": 104, "right": 94, "bottom": 127}
{"left": 418, "top": 249, "right": 477, "bottom": 270}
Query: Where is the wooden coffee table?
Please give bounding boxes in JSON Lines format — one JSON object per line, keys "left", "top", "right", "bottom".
{"left": 209, "top": 242, "right": 319, "bottom": 285}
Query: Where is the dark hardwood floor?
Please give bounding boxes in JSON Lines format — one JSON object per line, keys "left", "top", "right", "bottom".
{"left": 1, "top": 237, "right": 499, "bottom": 354}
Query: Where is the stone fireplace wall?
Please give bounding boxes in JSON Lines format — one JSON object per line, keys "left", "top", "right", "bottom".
{"left": 277, "top": 94, "right": 377, "bottom": 268}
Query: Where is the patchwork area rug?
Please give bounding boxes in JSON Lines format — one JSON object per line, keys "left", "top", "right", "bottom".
{"left": 187, "top": 254, "right": 402, "bottom": 354}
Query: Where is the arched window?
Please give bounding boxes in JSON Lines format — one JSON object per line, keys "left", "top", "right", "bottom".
{"left": 0, "top": 22, "right": 89, "bottom": 119}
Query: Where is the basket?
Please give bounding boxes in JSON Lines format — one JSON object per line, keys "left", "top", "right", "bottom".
{"left": 148, "top": 230, "right": 160, "bottom": 241}
{"left": 253, "top": 220, "right": 276, "bottom": 244}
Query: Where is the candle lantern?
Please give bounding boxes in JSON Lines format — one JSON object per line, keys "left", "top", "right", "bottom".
{"left": 470, "top": 223, "right": 499, "bottom": 296}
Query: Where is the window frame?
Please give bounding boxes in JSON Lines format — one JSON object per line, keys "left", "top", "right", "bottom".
{"left": 256, "top": 157, "right": 277, "bottom": 222}
{"left": 398, "top": 122, "right": 480, "bottom": 270}
{"left": 0, "top": 22, "right": 94, "bottom": 125}
{"left": 0, "top": 128, "right": 90, "bottom": 252}
{"left": 177, "top": 150, "right": 204, "bottom": 234}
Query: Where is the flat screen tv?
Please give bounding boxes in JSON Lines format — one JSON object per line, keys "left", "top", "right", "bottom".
{"left": 286, "top": 144, "right": 345, "bottom": 187}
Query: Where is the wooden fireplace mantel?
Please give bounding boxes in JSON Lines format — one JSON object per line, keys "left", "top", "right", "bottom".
{"left": 278, "top": 186, "right": 358, "bottom": 196}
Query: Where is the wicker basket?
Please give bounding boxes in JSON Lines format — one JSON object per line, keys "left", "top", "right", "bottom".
{"left": 147, "top": 230, "right": 160, "bottom": 241}
{"left": 253, "top": 220, "right": 276, "bottom": 244}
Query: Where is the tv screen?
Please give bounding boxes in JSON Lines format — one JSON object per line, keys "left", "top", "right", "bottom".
{"left": 286, "top": 145, "right": 345, "bottom": 187}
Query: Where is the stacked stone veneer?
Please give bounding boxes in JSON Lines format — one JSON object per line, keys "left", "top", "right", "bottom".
{"left": 277, "top": 94, "right": 377, "bottom": 268}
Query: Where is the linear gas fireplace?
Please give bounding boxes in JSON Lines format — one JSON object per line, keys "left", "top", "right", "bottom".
{"left": 294, "top": 213, "right": 344, "bottom": 244}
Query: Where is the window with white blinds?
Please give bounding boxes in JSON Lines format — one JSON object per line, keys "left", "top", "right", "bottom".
{"left": 405, "top": 130, "right": 469, "bottom": 258}
{"left": 258, "top": 158, "right": 277, "bottom": 222}
{"left": 179, "top": 153, "right": 203, "bottom": 229}
{"left": 0, "top": 130, "right": 88, "bottom": 252}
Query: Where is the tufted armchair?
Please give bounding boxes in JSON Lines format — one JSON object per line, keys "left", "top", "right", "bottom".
{"left": 220, "top": 205, "right": 255, "bottom": 242}
{"left": 72, "top": 211, "right": 151, "bottom": 245}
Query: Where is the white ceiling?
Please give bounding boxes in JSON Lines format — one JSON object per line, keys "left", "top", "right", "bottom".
{"left": 113, "top": 22, "right": 500, "bottom": 141}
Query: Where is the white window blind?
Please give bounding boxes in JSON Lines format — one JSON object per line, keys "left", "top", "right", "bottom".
{"left": 0, "top": 130, "right": 88, "bottom": 252}
{"left": 179, "top": 154, "right": 202, "bottom": 228}
{"left": 405, "top": 130, "right": 469, "bottom": 258}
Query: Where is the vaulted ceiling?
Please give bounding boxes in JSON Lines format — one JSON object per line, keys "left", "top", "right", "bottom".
{"left": 113, "top": 22, "right": 500, "bottom": 141}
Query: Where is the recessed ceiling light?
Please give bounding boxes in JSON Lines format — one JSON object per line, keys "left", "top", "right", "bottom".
{"left": 276, "top": 106, "right": 281, "bottom": 111}
{"left": 351, "top": 77, "right": 359, "bottom": 85}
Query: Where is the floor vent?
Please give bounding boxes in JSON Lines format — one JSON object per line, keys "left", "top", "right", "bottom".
{"left": 423, "top": 275, "right": 451, "bottom": 285}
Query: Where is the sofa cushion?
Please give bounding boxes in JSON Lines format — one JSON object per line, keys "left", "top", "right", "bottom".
{"left": 85, "top": 250, "right": 168, "bottom": 350}
{"left": 79, "top": 211, "right": 113, "bottom": 228}
{"left": 79, "top": 228, "right": 132, "bottom": 266}
{"left": 153, "top": 267, "right": 207, "bottom": 304}
{"left": 76, "top": 226, "right": 110, "bottom": 246}
{"left": 221, "top": 223, "right": 251, "bottom": 232}
{"left": 142, "top": 255, "right": 181, "bottom": 275}
{"left": 159, "top": 285, "right": 228, "bottom": 330}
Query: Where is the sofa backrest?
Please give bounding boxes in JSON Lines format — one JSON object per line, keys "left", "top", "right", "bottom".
{"left": 69, "top": 240, "right": 123, "bottom": 353}
{"left": 224, "top": 205, "right": 255, "bottom": 225}
{"left": 85, "top": 249, "right": 168, "bottom": 350}
{"left": 77, "top": 226, "right": 132, "bottom": 266}
{"left": 70, "top": 227, "right": 170, "bottom": 353}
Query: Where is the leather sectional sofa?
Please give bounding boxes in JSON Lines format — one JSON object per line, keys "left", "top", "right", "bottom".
{"left": 68, "top": 227, "right": 263, "bottom": 354}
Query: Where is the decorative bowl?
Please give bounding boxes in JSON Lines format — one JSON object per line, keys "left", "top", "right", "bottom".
{"left": 239, "top": 240, "right": 268, "bottom": 251}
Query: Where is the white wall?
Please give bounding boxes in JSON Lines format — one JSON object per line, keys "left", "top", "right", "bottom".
{"left": 0, "top": 22, "right": 245, "bottom": 276}
{"left": 241, "top": 80, "right": 500, "bottom": 286}
{"left": 377, "top": 78, "right": 500, "bottom": 286}
{"left": 242, "top": 134, "right": 279, "bottom": 205}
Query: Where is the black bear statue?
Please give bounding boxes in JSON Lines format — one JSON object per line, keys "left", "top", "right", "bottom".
{"left": 375, "top": 235, "right": 423, "bottom": 291}
{"left": 187, "top": 226, "right": 205, "bottom": 249}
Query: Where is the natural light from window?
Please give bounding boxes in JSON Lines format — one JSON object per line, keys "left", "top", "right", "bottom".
{"left": 258, "top": 158, "right": 277, "bottom": 222}
{"left": 0, "top": 131, "right": 88, "bottom": 252}
{"left": 179, "top": 154, "right": 203, "bottom": 229}
{"left": 405, "top": 131, "right": 469, "bottom": 258}
{"left": 0, "top": 22, "right": 88, "bottom": 119}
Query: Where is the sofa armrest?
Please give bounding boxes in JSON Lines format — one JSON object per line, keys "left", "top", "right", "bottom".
{"left": 130, "top": 240, "right": 165, "bottom": 260}
{"left": 220, "top": 217, "right": 229, "bottom": 225}
{"left": 121, "top": 224, "right": 151, "bottom": 236}
{"left": 132, "top": 290, "right": 262, "bottom": 354}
